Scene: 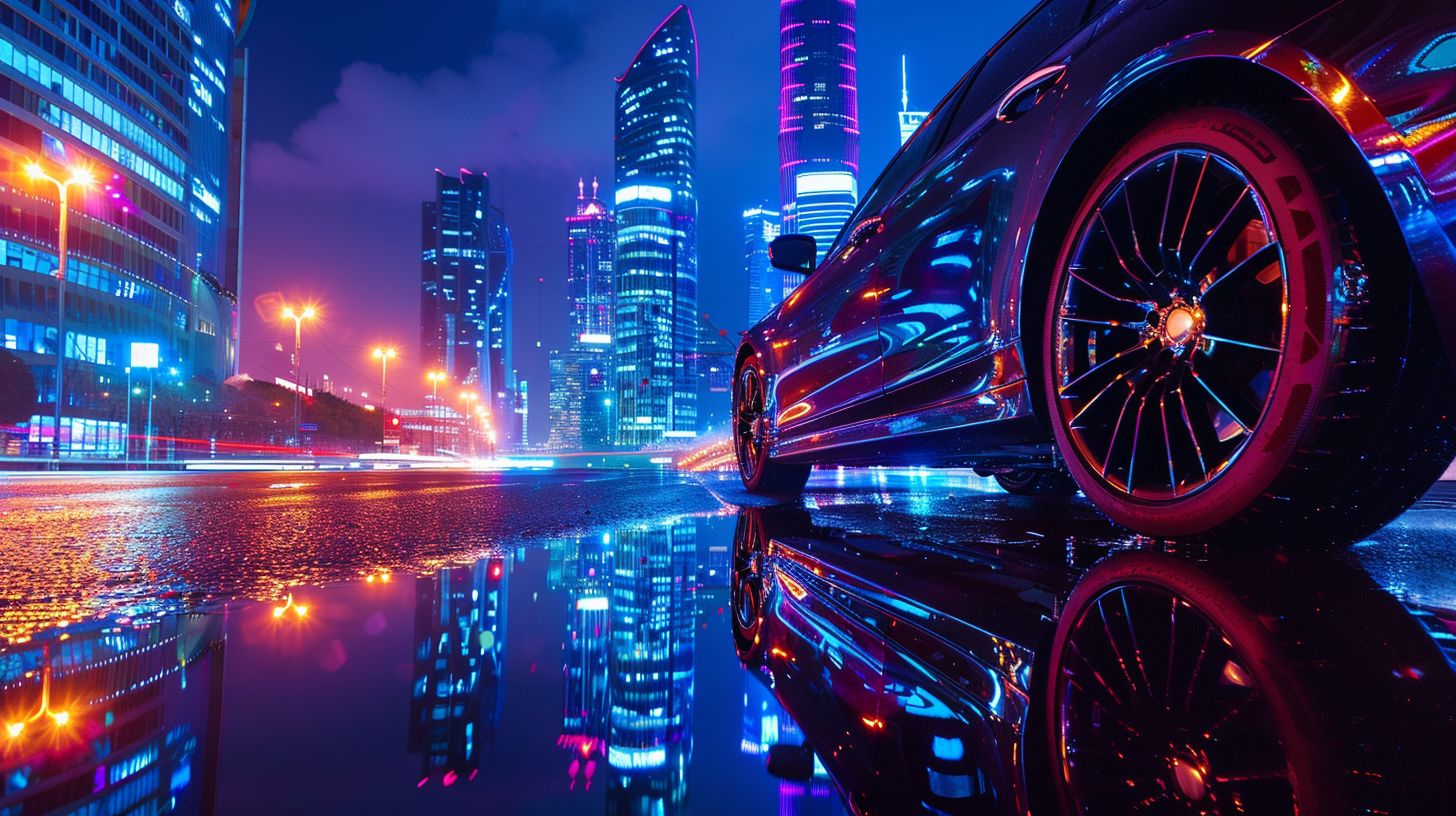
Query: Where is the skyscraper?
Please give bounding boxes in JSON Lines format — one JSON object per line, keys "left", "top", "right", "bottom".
{"left": 898, "top": 55, "right": 929, "bottom": 146}
{"left": 0, "top": 0, "right": 244, "bottom": 457}
{"left": 780, "top": 0, "right": 859, "bottom": 263}
{"left": 614, "top": 5, "right": 699, "bottom": 448}
{"left": 744, "top": 206, "right": 784, "bottom": 325}
{"left": 550, "top": 180, "right": 616, "bottom": 452}
{"left": 421, "top": 170, "right": 514, "bottom": 446}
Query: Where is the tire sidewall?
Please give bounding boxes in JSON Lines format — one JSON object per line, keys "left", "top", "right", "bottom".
{"left": 1042, "top": 107, "right": 1338, "bottom": 537}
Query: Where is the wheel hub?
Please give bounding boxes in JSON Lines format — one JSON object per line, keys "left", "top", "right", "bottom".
{"left": 1156, "top": 301, "right": 1204, "bottom": 350}
{"left": 1168, "top": 752, "right": 1210, "bottom": 801}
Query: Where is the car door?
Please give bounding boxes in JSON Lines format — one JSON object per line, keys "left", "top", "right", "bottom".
{"left": 877, "top": 0, "right": 1095, "bottom": 427}
{"left": 769, "top": 97, "right": 968, "bottom": 441}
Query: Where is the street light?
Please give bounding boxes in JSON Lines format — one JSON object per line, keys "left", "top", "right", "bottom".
{"left": 373, "top": 346, "right": 397, "bottom": 451}
{"left": 25, "top": 161, "right": 96, "bottom": 467}
{"left": 426, "top": 370, "right": 447, "bottom": 455}
{"left": 460, "top": 391, "right": 479, "bottom": 456}
{"left": 281, "top": 305, "right": 316, "bottom": 449}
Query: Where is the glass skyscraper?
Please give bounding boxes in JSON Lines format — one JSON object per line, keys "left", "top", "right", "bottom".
{"left": 0, "top": 0, "right": 245, "bottom": 457}
{"left": 613, "top": 5, "right": 699, "bottom": 448}
{"left": 779, "top": 0, "right": 859, "bottom": 263}
{"left": 421, "top": 170, "right": 514, "bottom": 448}
{"left": 549, "top": 179, "right": 615, "bottom": 452}
{"left": 744, "top": 205, "right": 786, "bottom": 325}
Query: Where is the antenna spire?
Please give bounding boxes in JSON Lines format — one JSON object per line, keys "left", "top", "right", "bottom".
{"left": 592, "top": 176, "right": 599, "bottom": 199}
{"left": 901, "top": 55, "right": 909, "bottom": 112}
{"left": 577, "top": 177, "right": 585, "bottom": 201}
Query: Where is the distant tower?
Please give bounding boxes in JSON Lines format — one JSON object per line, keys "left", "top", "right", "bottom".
{"left": 421, "top": 170, "right": 513, "bottom": 446}
{"left": 744, "top": 206, "right": 783, "bottom": 325}
{"left": 550, "top": 180, "right": 617, "bottom": 452}
{"left": 898, "top": 55, "right": 929, "bottom": 146}
{"left": 614, "top": 5, "right": 699, "bottom": 448}
{"left": 780, "top": 0, "right": 859, "bottom": 263}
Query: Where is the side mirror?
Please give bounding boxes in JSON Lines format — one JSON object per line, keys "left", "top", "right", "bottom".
{"left": 765, "top": 743, "right": 816, "bottom": 781}
{"left": 770, "top": 234, "right": 817, "bottom": 275}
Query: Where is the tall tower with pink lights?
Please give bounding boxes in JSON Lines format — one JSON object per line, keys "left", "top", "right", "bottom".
{"left": 779, "top": 0, "right": 859, "bottom": 263}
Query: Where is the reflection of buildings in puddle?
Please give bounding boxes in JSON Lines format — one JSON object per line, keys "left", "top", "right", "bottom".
{"left": 543, "top": 519, "right": 700, "bottom": 812}
{"left": 0, "top": 613, "right": 225, "bottom": 814}
{"left": 606, "top": 520, "right": 696, "bottom": 812}
{"left": 407, "top": 557, "right": 508, "bottom": 787}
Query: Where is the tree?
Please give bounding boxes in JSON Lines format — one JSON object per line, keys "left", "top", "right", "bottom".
{"left": 0, "top": 349, "right": 38, "bottom": 426}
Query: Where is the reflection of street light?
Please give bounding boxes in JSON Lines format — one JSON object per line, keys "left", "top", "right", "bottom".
{"left": 271, "top": 592, "right": 309, "bottom": 619}
{"left": 426, "top": 371, "right": 446, "bottom": 454}
{"left": 282, "top": 305, "right": 317, "bottom": 448}
{"left": 373, "top": 346, "right": 397, "bottom": 450}
{"left": 25, "top": 162, "right": 96, "bottom": 467}
{"left": 3, "top": 641, "right": 74, "bottom": 739}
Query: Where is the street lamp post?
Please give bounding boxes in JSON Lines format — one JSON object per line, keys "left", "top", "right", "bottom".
{"left": 282, "top": 306, "right": 316, "bottom": 449}
{"left": 460, "top": 391, "right": 478, "bottom": 457}
{"left": 25, "top": 162, "right": 95, "bottom": 467}
{"left": 427, "top": 371, "right": 446, "bottom": 455}
{"left": 373, "top": 346, "right": 397, "bottom": 451}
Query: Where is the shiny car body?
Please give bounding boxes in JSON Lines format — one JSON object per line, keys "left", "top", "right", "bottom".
{"left": 739, "top": 0, "right": 1456, "bottom": 471}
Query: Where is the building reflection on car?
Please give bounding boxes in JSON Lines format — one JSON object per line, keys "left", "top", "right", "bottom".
{"left": 731, "top": 504, "right": 1456, "bottom": 814}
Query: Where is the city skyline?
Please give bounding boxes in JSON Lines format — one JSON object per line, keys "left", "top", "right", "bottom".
{"left": 231, "top": 1, "right": 1017, "bottom": 444}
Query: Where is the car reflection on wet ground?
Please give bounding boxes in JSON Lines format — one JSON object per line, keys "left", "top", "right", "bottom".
{"left": 0, "top": 469, "right": 1452, "bottom": 814}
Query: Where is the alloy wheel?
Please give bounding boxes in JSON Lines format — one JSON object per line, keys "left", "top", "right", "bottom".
{"left": 1053, "top": 149, "right": 1288, "bottom": 500}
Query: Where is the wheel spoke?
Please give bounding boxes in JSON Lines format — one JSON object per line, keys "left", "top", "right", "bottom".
{"left": 1199, "top": 240, "right": 1281, "bottom": 300}
{"left": 1174, "top": 153, "right": 1212, "bottom": 258}
{"left": 1059, "top": 341, "right": 1152, "bottom": 401}
{"left": 1203, "top": 334, "right": 1282, "bottom": 354}
{"left": 1190, "top": 367, "right": 1253, "bottom": 433}
{"left": 1068, "top": 267, "right": 1155, "bottom": 309}
{"left": 1186, "top": 184, "right": 1253, "bottom": 276}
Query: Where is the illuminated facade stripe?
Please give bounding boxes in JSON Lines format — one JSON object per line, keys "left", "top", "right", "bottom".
{"left": 779, "top": 0, "right": 859, "bottom": 263}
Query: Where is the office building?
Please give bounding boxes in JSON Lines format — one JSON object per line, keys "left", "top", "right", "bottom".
{"left": 744, "top": 205, "right": 786, "bottom": 325}
{"left": 613, "top": 5, "right": 699, "bottom": 448}
{"left": 779, "top": 0, "right": 859, "bottom": 263}
{"left": 550, "top": 180, "right": 616, "bottom": 452}
{"left": 0, "top": 0, "right": 246, "bottom": 457}
{"left": 421, "top": 170, "right": 515, "bottom": 448}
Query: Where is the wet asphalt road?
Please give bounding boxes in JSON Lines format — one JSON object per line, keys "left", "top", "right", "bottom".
{"left": 2, "top": 468, "right": 1453, "bottom": 642}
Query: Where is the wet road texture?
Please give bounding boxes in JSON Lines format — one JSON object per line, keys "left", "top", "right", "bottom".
{"left": 1, "top": 468, "right": 1452, "bottom": 814}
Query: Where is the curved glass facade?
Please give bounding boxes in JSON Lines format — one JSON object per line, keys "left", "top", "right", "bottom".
{"left": 779, "top": 0, "right": 860, "bottom": 263}
{"left": 614, "top": 5, "right": 699, "bottom": 449}
{"left": 0, "top": 0, "right": 241, "bottom": 459}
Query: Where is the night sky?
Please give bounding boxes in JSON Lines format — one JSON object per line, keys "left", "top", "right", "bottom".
{"left": 239, "top": 0, "right": 1036, "bottom": 441}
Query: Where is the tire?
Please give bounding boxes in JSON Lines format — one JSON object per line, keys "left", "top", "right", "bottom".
{"left": 1041, "top": 552, "right": 1346, "bottom": 815}
{"left": 994, "top": 468, "right": 1079, "bottom": 496}
{"left": 1041, "top": 105, "right": 1456, "bottom": 543}
{"left": 734, "top": 361, "right": 811, "bottom": 495}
